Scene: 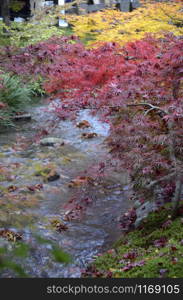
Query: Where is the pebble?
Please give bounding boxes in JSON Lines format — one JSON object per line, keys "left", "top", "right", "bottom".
{"left": 40, "top": 137, "right": 65, "bottom": 146}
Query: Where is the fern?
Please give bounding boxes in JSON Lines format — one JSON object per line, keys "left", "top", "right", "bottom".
{"left": 0, "top": 73, "right": 32, "bottom": 111}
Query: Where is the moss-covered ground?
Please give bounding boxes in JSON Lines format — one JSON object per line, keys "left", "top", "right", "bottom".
{"left": 83, "top": 203, "right": 183, "bottom": 278}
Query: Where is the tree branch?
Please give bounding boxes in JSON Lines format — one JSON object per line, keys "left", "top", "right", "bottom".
{"left": 127, "top": 102, "right": 168, "bottom": 115}
{"left": 146, "top": 172, "right": 176, "bottom": 189}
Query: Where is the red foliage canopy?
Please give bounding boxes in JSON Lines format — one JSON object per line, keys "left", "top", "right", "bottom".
{"left": 1, "top": 34, "right": 182, "bottom": 209}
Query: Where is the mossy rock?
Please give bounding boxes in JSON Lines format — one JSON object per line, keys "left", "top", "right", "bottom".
{"left": 34, "top": 165, "right": 60, "bottom": 182}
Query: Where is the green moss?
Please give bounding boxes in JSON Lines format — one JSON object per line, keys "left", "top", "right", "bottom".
{"left": 88, "top": 203, "right": 183, "bottom": 278}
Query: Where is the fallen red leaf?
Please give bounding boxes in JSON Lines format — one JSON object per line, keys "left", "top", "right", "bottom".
{"left": 81, "top": 132, "right": 97, "bottom": 139}
{"left": 76, "top": 120, "right": 91, "bottom": 128}
{"left": 27, "top": 184, "right": 43, "bottom": 191}
{"left": 154, "top": 237, "right": 167, "bottom": 248}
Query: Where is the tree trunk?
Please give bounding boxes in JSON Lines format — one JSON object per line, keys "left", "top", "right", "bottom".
{"left": 1, "top": 0, "right": 11, "bottom": 27}
{"left": 172, "top": 178, "right": 182, "bottom": 219}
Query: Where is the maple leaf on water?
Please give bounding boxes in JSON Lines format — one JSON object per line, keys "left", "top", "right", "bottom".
{"left": 7, "top": 185, "right": 18, "bottom": 192}
{"left": 51, "top": 219, "right": 68, "bottom": 232}
{"left": 76, "top": 120, "right": 91, "bottom": 128}
{"left": 81, "top": 132, "right": 97, "bottom": 139}
{"left": 68, "top": 176, "right": 94, "bottom": 188}
{"left": 0, "top": 229, "right": 22, "bottom": 242}
{"left": 27, "top": 184, "right": 43, "bottom": 192}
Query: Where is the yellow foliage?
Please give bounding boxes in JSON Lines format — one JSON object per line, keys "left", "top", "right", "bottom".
{"left": 66, "top": 2, "right": 183, "bottom": 47}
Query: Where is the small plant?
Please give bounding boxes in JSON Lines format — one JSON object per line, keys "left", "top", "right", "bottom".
{"left": 29, "top": 77, "right": 45, "bottom": 97}
{"left": 0, "top": 73, "right": 32, "bottom": 111}
{"left": 0, "top": 73, "right": 32, "bottom": 127}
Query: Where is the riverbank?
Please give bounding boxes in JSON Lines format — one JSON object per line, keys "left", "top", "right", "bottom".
{"left": 82, "top": 202, "right": 183, "bottom": 278}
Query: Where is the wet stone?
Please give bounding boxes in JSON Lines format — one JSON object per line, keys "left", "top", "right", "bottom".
{"left": 46, "top": 172, "right": 60, "bottom": 182}
{"left": 40, "top": 137, "right": 65, "bottom": 146}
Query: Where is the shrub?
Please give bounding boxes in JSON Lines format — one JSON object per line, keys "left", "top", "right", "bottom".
{"left": 0, "top": 35, "right": 81, "bottom": 91}
{"left": 0, "top": 9, "right": 64, "bottom": 48}
{"left": 0, "top": 73, "right": 32, "bottom": 127}
{"left": 0, "top": 73, "right": 32, "bottom": 111}
{"left": 66, "top": 2, "right": 183, "bottom": 47}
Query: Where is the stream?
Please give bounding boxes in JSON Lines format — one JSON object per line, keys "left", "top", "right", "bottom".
{"left": 0, "top": 99, "right": 130, "bottom": 277}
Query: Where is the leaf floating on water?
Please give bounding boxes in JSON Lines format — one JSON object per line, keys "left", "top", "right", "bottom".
{"left": 7, "top": 185, "right": 18, "bottom": 193}
{"left": 81, "top": 132, "right": 97, "bottom": 139}
{"left": 68, "top": 176, "right": 94, "bottom": 188}
{"left": 27, "top": 184, "right": 43, "bottom": 192}
{"left": 0, "top": 229, "right": 22, "bottom": 242}
{"left": 51, "top": 219, "right": 68, "bottom": 232}
{"left": 76, "top": 120, "right": 91, "bottom": 128}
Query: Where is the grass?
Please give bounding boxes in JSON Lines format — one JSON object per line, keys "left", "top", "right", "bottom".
{"left": 83, "top": 202, "right": 183, "bottom": 278}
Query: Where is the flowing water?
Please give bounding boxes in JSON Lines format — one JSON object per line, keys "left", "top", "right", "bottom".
{"left": 0, "top": 99, "right": 130, "bottom": 277}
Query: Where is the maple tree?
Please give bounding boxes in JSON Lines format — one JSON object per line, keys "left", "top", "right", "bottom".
{"left": 44, "top": 34, "right": 182, "bottom": 217}
{"left": 0, "top": 35, "right": 81, "bottom": 84}
{"left": 66, "top": 1, "right": 183, "bottom": 47}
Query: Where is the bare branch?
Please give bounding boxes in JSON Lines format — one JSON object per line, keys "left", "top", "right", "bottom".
{"left": 146, "top": 172, "right": 176, "bottom": 189}
{"left": 144, "top": 107, "right": 156, "bottom": 116}
{"left": 127, "top": 102, "right": 168, "bottom": 115}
